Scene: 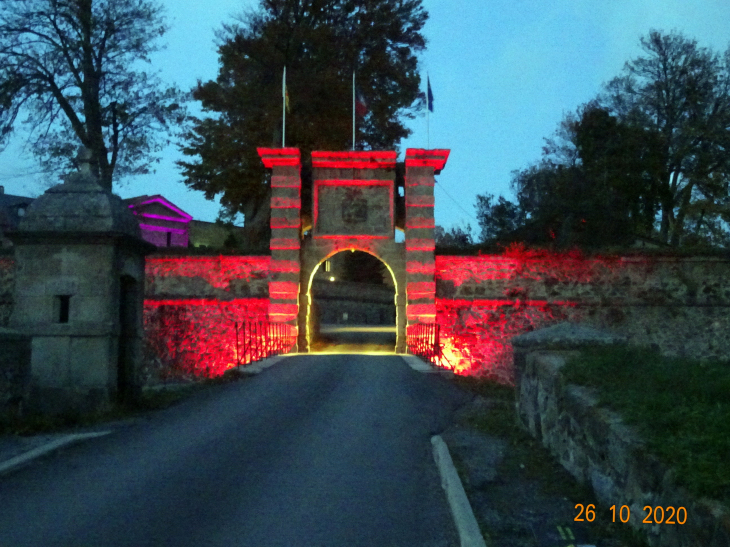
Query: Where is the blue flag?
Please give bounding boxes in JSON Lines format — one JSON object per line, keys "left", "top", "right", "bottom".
{"left": 427, "top": 76, "right": 434, "bottom": 112}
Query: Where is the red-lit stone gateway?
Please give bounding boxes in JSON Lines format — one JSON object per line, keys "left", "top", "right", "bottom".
{"left": 142, "top": 148, "right": 730, "bottom": 384}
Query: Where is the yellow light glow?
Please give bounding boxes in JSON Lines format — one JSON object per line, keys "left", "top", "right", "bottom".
{"left": 329, "top": 276, "right": 335, "bottom": 281}
{"left": 305, "top": 248, "right": 401, "bottom": 352}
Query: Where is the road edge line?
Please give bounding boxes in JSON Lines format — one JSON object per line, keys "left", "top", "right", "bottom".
{"left": 0, "top": 431, "right": 111, "bottom": 476}
{"left": 431, "top": 434, "right": 488, "bottom": 547}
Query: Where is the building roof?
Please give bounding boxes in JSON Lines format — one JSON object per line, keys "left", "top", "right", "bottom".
{"left": 123, "top": 195, "right": 193, "bottom": 222}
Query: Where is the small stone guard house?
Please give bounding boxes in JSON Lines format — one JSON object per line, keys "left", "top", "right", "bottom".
{"left": 8, "top": 149, "right": 154, "bottom": 414}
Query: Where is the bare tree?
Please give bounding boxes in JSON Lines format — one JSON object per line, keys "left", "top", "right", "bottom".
{"left": 603, "top": 30, "right": 730, "bottom": 245}
{"left": 0, "top": 0, "right": 186, "bottom": 190}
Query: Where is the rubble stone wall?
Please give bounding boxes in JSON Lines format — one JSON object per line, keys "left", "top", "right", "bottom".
{"left": 516, "top": 350, "right": 730, "bottom": 547}
{"left": 435, "top": 251, "right": 730, "bottom": 382}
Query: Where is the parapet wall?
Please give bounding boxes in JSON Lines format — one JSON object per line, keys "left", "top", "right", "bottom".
{"left": 1, "top": 249, "right": 729, "bottom": 381}
{"left": 435, "top": 249, "right": 730, "bottom": 382}
{"left": 515, "top": 348, "right": 730, "bottom": 547}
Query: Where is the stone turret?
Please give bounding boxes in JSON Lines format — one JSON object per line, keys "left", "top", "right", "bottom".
{"left": 9, "top": 148, "right": 154, "bottom": 414}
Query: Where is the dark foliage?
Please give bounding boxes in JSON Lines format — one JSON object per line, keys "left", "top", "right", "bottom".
{"left": 177, "top": 0, "right": 428, "bottom": 247}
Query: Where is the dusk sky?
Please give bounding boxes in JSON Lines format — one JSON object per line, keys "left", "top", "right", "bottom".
{"left": 1, "top": 0, "right": 729, "bottom": 236}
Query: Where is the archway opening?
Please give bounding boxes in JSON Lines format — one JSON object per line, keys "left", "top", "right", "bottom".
{"left": 308, "top": 250, "right": 396, "bottom": 353}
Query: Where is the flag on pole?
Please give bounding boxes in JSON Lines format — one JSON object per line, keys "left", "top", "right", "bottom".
{"left": 282, "top": 66, "right": 287, "bottom": 147}
{"left": 355, "top": 89, "right": 368, "bottom": 117}
{"left": 427, "top": 75, "right": 434, "bottom": 113}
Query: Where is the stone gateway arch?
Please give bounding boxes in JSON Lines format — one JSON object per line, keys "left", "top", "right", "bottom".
{"left": 258, "top": 148, "right": 449, "bottom": 354}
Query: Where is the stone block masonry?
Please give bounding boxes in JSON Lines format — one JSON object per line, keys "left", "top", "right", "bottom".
{"left": 435, "top": 247, "right": 730, "bottom": 382}
{"left": 513, "top": 327, "right": 730, "bottom": 547}
{"left": 258, "top": 148, "right": 302, "bottom": 340}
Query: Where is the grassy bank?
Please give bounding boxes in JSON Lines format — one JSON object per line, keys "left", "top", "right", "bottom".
{"left": 450, "top": 375, "right": 649, "bottom": 547}
{"left": 562, "top": 345, "right": 730, "bottom": 506}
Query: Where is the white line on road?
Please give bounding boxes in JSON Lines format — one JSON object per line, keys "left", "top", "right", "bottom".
{"left": 0, "top": 431, "right": 112, "bottom": 476}
{"left": 431, "top": 435, "right": 488, "bottom": 547}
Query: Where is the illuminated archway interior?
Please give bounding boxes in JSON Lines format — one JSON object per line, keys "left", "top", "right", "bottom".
{"left": 306, "top": 250, "right": 397, "bottom": 353}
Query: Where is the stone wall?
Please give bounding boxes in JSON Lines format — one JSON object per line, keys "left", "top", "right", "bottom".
{"left": 436, "top": 248, "right": 730, "bottom": 382}
{"left": 0, "top": 327, "right": 31, "bottom": 417}
{"left": 513, "top": 332, "right": 730, "bottom": 547}
{"left": 0, "top": 254, "right": 12, "bottom": 327}
{"left": 3, "top": 247, "right": 730, "bottom": 382}
{"left": 311, "top": 279, "right": 396, "bottom": 325}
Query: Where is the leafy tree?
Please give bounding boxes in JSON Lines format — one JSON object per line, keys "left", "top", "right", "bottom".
{"left": 603, "top": 30, "right": 730, "bottom": 245}
{"left": 474, "top": 193, "right": 525, "bottom": 243}
{"left": 0, "top": 0, "right": 186, "bottom": 190}
{"left": 477, "top": 104, "right": 664, "bottom": 248}
{"left": 434, "top": 222, "right": 473, "bottom": 248}
{"left": 476, "top": 30, "right": 730, "bottom": 249}
{"left": 177, "top": 0, "right": 428, "bottom": 245}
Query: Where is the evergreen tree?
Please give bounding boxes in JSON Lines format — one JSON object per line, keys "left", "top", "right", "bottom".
{"left": 177, "top": 0, "right": 428, "bottom": 247}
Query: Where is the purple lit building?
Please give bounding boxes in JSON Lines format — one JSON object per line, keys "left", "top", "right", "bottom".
{"left": 123, "top": 195, "right": 192, "bottom": 248}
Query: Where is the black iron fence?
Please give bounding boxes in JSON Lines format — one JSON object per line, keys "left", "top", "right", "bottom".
{"left": 406, "top": 323, "right": 448, "bottom": 368}
{"left": 143, "top": 306, "right": 296, "bottom": 380}
{"left": 234, "top": 320, "right": 296, "bottom": 366}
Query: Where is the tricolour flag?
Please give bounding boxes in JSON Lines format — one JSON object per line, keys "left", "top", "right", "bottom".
{"left": 355, "top": 89, "right": 368, "bottom": 117}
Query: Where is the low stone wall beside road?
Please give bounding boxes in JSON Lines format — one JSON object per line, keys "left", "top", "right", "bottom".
{"left": 512, "top": 324, "right": 730, "bottom": 547}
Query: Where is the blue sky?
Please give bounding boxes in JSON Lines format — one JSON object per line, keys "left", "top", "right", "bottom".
{"left": 1, "top": 0, "right": 729, "bottom": 235}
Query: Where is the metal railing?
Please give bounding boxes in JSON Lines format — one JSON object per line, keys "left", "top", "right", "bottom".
{"left": 407, "top": 323, "right": 447, "bottom": 368}
{"left": 234, "top": 320, "right": 296, "bottom": 366}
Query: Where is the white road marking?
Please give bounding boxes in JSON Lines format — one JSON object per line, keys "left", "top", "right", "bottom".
{"left": 431, "top": 435, "right": 488, "bottom": 547}
{"left": 0, "top": 431, "right": 111, "bottom": 475}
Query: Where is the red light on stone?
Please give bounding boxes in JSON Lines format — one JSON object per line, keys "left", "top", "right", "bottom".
{"left": 313, "top": 179, "right": 394, "bottom": 236}
{"left": 407, "top": 281, "right": 436, "bottom": 299}
{"left": 406, "top": 260, "right": 435, "bottom": 274}
{"left": 314, "top": 234, "right": 390, "bottom": 240}
{"left": 311, "top": 150, "right": 397, "bottom": 169}
{"left": 143, "top": 297, "right": 272, "bottom": 377}
{"left": 405, "top": 194, "right": 435, "bottom": 207}
{"left": 405, "top": 239, "right": 435, "bottom": 252}
{"left": 405, "top": 149, "right": 450, "bottom": 172}
{"left": 406, "top": 217, "right": 435, "bottom": 229}
{"left": 270, "top": 238, "right": 300, "bottom": 250}
{"left": 407, "top": 303, "right": 436, "bottom": 321}
{"left": 269, "top": 259, "right": 300, "bottom": 273}
{"left": 271, "top": 175, "right": 301, "bottom": 188}
{"left": 271, "top": 196, "right": 301, "bottom": 209}
{"left": 146, "top": 256, "right": 270, "bottom": 290}
{"left": 257, "top": 147, "right": 301, "bottom": 168}
{"left": 271, "top": 217, "right": 301, "bottom": 229}
{"left": 269, "top": 281, "right": 299, "bottom": 300}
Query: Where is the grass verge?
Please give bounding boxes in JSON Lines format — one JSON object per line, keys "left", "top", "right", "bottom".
{"left": 562, "top": 345, "right": 730, "bottom": 506}
{"left": 451, "top": 375, "right": 650, "bottom": 547}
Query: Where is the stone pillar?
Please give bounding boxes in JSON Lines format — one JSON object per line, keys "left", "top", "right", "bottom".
{"left": 404, "top": 149, "right": 449, "bottom": 326}
{"left": 257, "top": 148, "right": 301, "bottom": 351}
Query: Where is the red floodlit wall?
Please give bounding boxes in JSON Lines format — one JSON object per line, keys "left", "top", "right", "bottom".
{"left": 433, "top": 244, "right": 730, "bottom": 384}
{"left": 144, "top": 298, "right": 277, "bottom": 377}
{"left": 144, "top": 255, "right": 275, "bottom": 378}
{"left": 145, "top": 256, "right": 271, "bottom": 290}
{"left": 4, "top": 247, "right": 730, "bottom": 383}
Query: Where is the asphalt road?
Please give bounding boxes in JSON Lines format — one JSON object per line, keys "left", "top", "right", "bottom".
{"left": 0, "top": 355, "right": 469, "bottom": 547}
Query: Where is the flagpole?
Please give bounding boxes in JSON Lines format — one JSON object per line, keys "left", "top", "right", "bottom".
{"left": 426, "top": 72, "right": 430, "bottom": 150}
{"left": 282, "top": 66, "right": 286, "bottom": 148}
{"left": 352, "top": 71, "right": 356, "bottom": 150}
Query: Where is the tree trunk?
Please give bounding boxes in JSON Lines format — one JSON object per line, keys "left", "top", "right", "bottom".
{"left": 670, "top": 181, "right": 695, "bottom": 246}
